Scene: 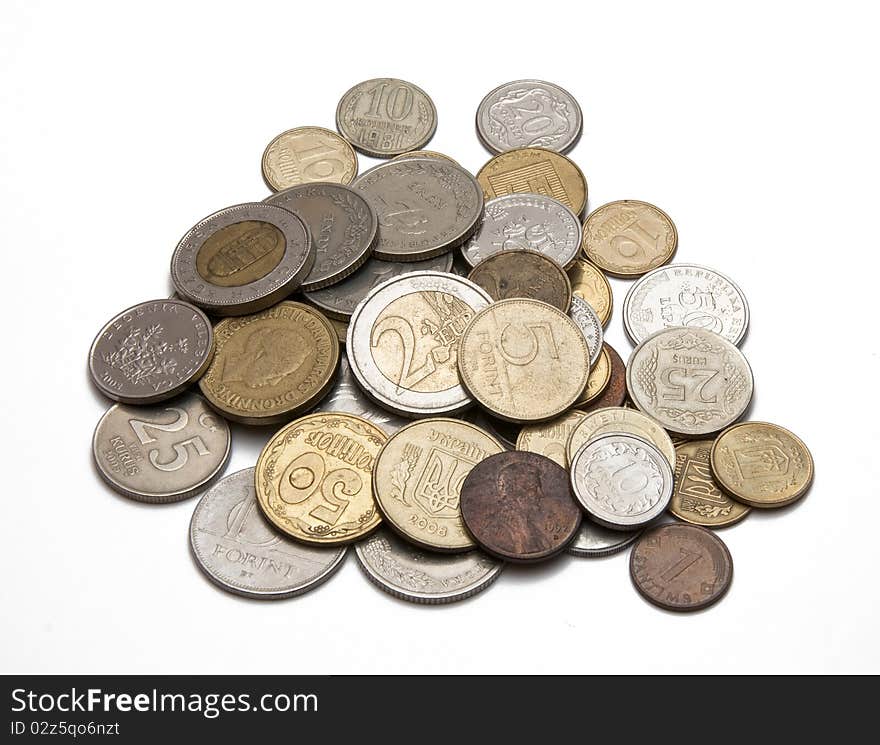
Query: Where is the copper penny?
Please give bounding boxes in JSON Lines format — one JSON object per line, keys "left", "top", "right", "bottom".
{"left": 466, "top": 248, "right": 572, "bottom": 311}
{"left": 578, "top": 343, "right": 626, "bottom": 412}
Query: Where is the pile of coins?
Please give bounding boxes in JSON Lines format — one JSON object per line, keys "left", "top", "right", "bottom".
{"left": 88, "top": 78, "right": 814, "bottom": 610}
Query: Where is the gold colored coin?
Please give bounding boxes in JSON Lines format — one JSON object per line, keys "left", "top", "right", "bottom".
{"left": 196, "top": 220, "right": 285, "bottom": 287}
{"left": 517, "top": 410, "right": 587, "bottom": 467}
{"left": 467, "top": 249, "right": 572, "bottom": 311}
{"left": 710, "top": 422, "right": 814, "bottom": 508}
{"left": 261, "top": 126, "right": 358, "bottom": 191}
{"left": 477, "top": 147, "right": 587, "bottom": 215}
{"left": 255, "top": 413, "right": 386, "bottom": 544}
{"left": 199, "top": 301, "right": 339, "bottom": 425}
{"left": 670, "top": 440, "right": 750, "bottom": 528}
{"left": 582, "top": 200, "right": 677, "bottom": 277}
{"left": 565, "top": 406, "right": 676, "bottom": 470}
{"left": 567, "top": 258, "right": 612, "bottom": 326}
{"left": 576, "top": 345, "right": 611, "bottom": 407}
{"left": 327, "top": 316, "right": 348, "bottom": 345}
{"left": 372, "top": 418, "right": 504, "bottom": 551}
{"left": 458, "top": 298, "right": 590, "bottom": 423}
{"left": 391, "top": 150, "right": 459, "bottom": 164}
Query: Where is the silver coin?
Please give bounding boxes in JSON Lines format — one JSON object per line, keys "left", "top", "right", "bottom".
{"left": 623, "top": 263, "right": 750, "bottom": 346}
{"left": 347, "top": 271, "right": 492, "bottom": 417}
{"left": 626, "top": 327, "right": 754, "bottom": 437}
{"left": 570, "top": 432, "right": 673, "bottom": 530}
{"left": 461, "top": 194, "right": 581, "bottom": 269}
{"left": 568, "top": 520, "right": 642, "bottom": 557}
{"left": 264, "top": 183, "right": 377, "bottom": 292}
{"left": 352, "top": 158, "right": 484, "bottom": 261}
{"left": 336, "top": 77, "right": 437, "bottom": 158}
{"left": 355, "top": 528, "right": 502, "bottom": 604}
{"left": 303, "top": 252, "right": 453, "bottom": 321}
{"left": 88, "top": 299, "right": 214, "bottom": 404}
{"left": 170, "top": 202, "right": 313, "bottom": 316}
{"left": 476, "top": 79, "right": 582, "bottom": 154}
{"left": 92, "top": 393, "right": 230, "bottom": 503}
{"left": 568, "top": 295, "right": 603, "bottom": 367}
{"left": 189, "top": 468, "right": 346, "bottom": 599}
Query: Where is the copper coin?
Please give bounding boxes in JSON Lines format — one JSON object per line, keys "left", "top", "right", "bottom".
{"left": 629, "top": 523, "right": 733, "bottom": 611}
{"left": 467, "top": 249, "right": 572, "bottom": 311}
{"left": 578, "top": 343, "right": 626, "bottom": 412}
{"left": 459, "top": 451, "right": 582, "bottom": 563}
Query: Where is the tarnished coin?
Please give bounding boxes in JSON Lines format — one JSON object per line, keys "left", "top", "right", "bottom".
{"left": 671, "top": 440, "right": 750, "bottom": 527}
{"left": 710, "top": 422, "right": 814, "bottom": 508}
{"left": 626, "top": 328, "right": 754, "bottom": 437}
{"left": 568, "top": 521, "right": 642, "bottom": 558}
{"left": 326, "top": 315, "right": 348, "bottom": 345}
{"left": 582, "top": 200, "right": 677, "bottom": 277}
{"left": 372, "top": 418, "right": 505, "bottom": 551}
{"left": 353, "top": 159, "right": 483, "bottom": 261}
{"left": 461, "top": 194, "right": 581, "bottom": 269}
{"left": 457, "top": 299, "right": 590, "bottom": 423}
{"left": 261, "top": 126, "right": 357, "bottom": 192}
{"left": 623, "top": 263, "right": 750, "bottom": 346}
{"left": 264, "top": 183, "right": 377, "bottom": 292}
{"left": 630, "top": 523, "right": 733, "bottom": 611}
{"left": 571, "top": 433, "right": 674, "bottom": 530}
{"left": 476, "top": 147, "right": 587, "bottom": 215}
{"left": 467, "top": 249, "right": 572, "bottom": 311}
{"left": 517, "top": 410, "right": 587, "bottom": 467}
{"left": 89, "top": 299, "right": 213, "bottom": 404}
{"left": 476, "top": 79, "right": 582, "bottom": 154}
{"left": 189, "top": 468, "right": 346, "bottom": 599}
{"left": 566, "top": 407, "right": 676, "bottom": 471}
{"left": 576, "top": 344, "right": 611, "bottom": 407}
{"left": 199, "top": 301, "right": 339, "bottom": 425}
{"left": 392, "top": 150, "right": 458, "bottom": 164}
{"left": 336, "top": 78, "right": 437, "bottom": 158}
{"left": 568, "top": 258, "right": 613, "bottom": 326}
{"left": 355, "top": 528, "right": 502, "bottom": 604}
{"left": 569, "top": 295, "right": 603, "bottom": 366}
{"left": 255, "top": 413, "right": 386, "bottom": 545}
{"left": 579, "top": 343, "right": 627, "bottom": 411}
{"left": 319, "top": 356, "right": 409, "bottom": 434}
{"left": 460, "top": 451, "right": 582, "bottom": 563}
{"left": 92, "top": 393, "right": 230, "bottom": 503}
{"left": 170, "top": 203, "right": 313, "bottom": 316}
{"left": 347, "top": 271, "right": 492, "bottom": 417}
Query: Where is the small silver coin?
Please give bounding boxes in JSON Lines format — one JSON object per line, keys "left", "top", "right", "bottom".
{"left": 568, "top": 295, "right": 603, "bottom": 367}
{"left": 189, "top": 468, "right": 347, "bottom": 599}
{"left": 92, "top": 393, "right": 230, "bottom": 503}
{"left": 355, "top": 528, "right": 502, "bottom": 604}
{"left": 461, "top": 194, "right": 581, "bottom": 269}
{"left": 88, "top": 299, "right": 214, "bottom": 404}
{"left": 264, "top": 183, "right": 377, "bottom": 292}
{"left": 170, "top": 202, "right": 313, "bottom": 316}
{"left": 623, "top": 263, "right": 750, "bottom": 346}
{"left": 568, "top": 520, "right": 642, "bottom": 557}
{"left": 476, "top": 79, "right": 583, "bottom": 154}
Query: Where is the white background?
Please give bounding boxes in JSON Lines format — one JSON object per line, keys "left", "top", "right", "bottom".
{"left": 2, "top": 1, "right": 878, "bottom": 674}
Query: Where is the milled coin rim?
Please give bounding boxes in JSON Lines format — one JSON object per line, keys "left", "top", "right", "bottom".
{"left": 567, "top": 522, "right": 643, "bottom": 558}
{"left": 568, "top": 294, "right": 603, "bottom": 366}
{"left": 260, "top": 125, "right": 358, "bottom": 192}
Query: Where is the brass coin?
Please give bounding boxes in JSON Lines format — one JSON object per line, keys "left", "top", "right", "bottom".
{"left": 476, "top": 147, "right": 587, "bottom": 216}
{"left": 579, "top": 343, "right": 627, "bottom": 412}
{"left": 466, "top": 249, "right": 572, "bottom": 311}
{"left": 565, "top": 407, "right": 676, "bottom": 470}
{"left": 255, "top": 413, "right": 386, "bottom": 545}
{"left": 372, "top": 418, "right": 505, "bottom": 552}
{"left": 567, "top": 258, "right": 612, "bottom": 326}
{"left": 710, "top": 422, "right": 814, "bottom": 508}
{"left": 576, "top": 344, "right": 611, "bottom": 406}
{"left": 517, "top": 410, "right": 587, "bottom": 467}
{"left": 261, "top": 126, "right": 358, "bottom": 191}
{"left": 582, "top": 200, "right": 677, "bottom": 277}
{"left": 457, "top": 299, "right": 590, "bottom": 423}
{"left": 670, "top": 440, "right": 750, "bottom": 528}
{"left": 199, "top": 301, "right": 339, "bottom": 425}
{"left": 391, "top": 150, "right": 459, "bottom": 164}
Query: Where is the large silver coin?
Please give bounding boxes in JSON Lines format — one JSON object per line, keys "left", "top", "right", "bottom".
{"left": 570, "top": 433, "right": 673, "bottom": 530}
{"left": 352, "top": 159, "right": 484, "bottom": 261}
{"left": 568, "top": 520, "right": 642, "bottom": 557}
{"left": 189, "top": 468, "right": 346, "bottom": 599}
{"left": 623, "top": 263, "right": 749, "bottom": 346}
{"left": 461, "top": 194, "right": 581, "bottom": 269}
{"left": 264, "top": 183, "right": 377, "bottom": 292}
{"left": 347, "top": 271, "right": 492, "bottom": 417}
{"left": 170, "top": 202, "right": 313, "bottom": 316}
{"left": 626, "top": 327, "right": 754, "bottom": 437}
{"left": 92, "top": 393, "right": 230, "bottom": 503}
{"left": 568, "top": 295, "right": 603, "bottom": 367}
{"left": 476, "top": 79, "right": 582, "bottom": 154}
{"left": 355, "top": 528, "right": 502, "bottom": 604}
{"left": 89, "top": 299, "right": 214, "bottom": 404}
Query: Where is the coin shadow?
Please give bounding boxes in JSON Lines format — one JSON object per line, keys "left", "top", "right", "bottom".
{"left": 498, "top": 552, "right": 576, "bottom": 585}
{"left": 629, "top": 572, "right": 735, "bottom": 617}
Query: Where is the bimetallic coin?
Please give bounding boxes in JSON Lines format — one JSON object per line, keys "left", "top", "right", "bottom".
{"left": 569, "top": 295, "right": 603, "bottom": 366}
{"left": 372, "top": 418, "right": 505, "bottom": 551}
{"left": 579, "top": 343, "right": 627, "bottom": 411}
{"left": 319, "top": 356, "right": 409, "bottom": 434}
{"left": 171, "top": 203, "right": 313, "bottom": 316}
{"left": 623, "top": 263, "right": 750, "bottom": 346}
{"left": 671, "top": 440, "right": 750, "bottom": 527}
{"left": 92, "top": 393, "right": 230, "bottom": 503}
{"left": 467, "top": 249, "right": 572, "bottom": 311}
{"left": 261, "top": 126, "right": 357, "bottom": 192}
{"left": 517, "top": 410, "right": 587, "bottom": 467}
{"left": 189, "top": 468, "right": 346, "bottom": 599}
{"left": 568, "top": 521, "right": 642, "bottom": 558}
{"left": 566, "top": 407, "right": 676, "bottom": 471}
{"left": 355, "top": 528, "right": 502, "bottom": 604}
{"left": 582, "top": 200, "right": 677, "bottom": 277}
{"left": 255, "top": 413, "right": 386, "bottom": 545}
{"left": 392, "top": 151, "right": 458, "bottom": 164}
{"left": 710, "top": 422, "right": 814, "bottom": 508}
{"left": 568, "top": 258, "right": 613, "bottom": 326}
{"left": 476, "top": 79, "right": 582, "bottom": 154}
{"left": 626, "top": 328, "right": 754, "bottom": 437}
{"left": 89, "top": 300, "right": 213, "bottom": 404}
